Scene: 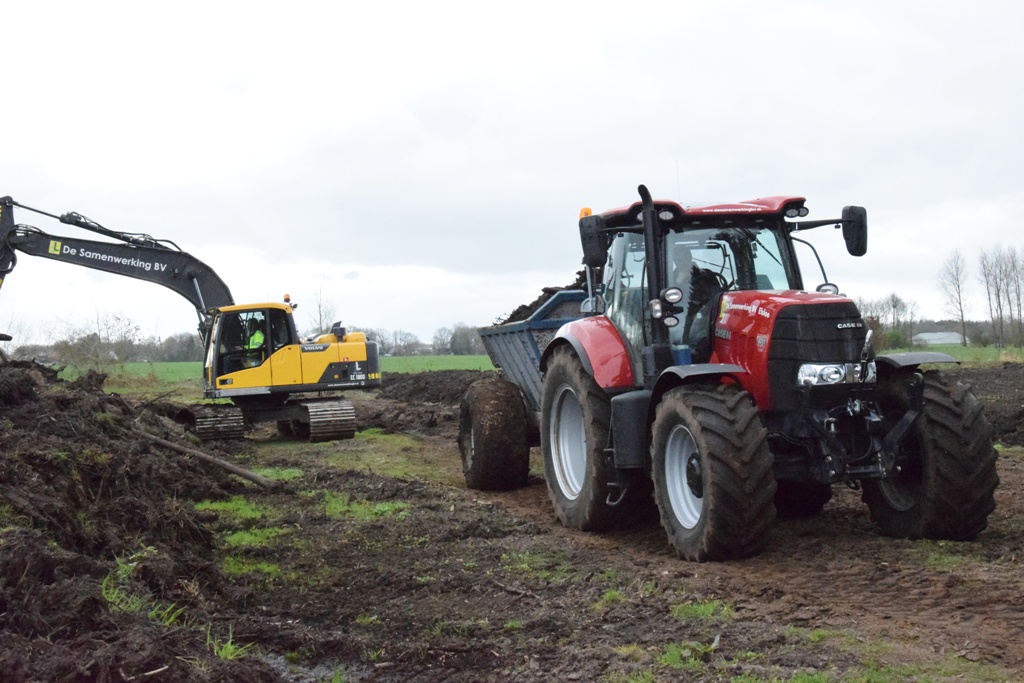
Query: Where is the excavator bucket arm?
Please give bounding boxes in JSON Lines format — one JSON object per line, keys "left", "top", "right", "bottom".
{"left": 0, "top": 197, "right": 234, "bottom": 343}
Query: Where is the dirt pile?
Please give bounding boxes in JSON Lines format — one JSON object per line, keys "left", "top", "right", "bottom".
{"left": 0, "top": 361, "right": 282, "bottom": 682}
{"left": 499, "top": 270, "right": 587, "bottom": 325}
{"left": 355, "top": 370, "right": 494, "bottom": 436}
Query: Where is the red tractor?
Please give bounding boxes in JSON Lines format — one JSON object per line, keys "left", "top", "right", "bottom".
{"left": 460, "top": 184, "right": 998, "bottom": 561}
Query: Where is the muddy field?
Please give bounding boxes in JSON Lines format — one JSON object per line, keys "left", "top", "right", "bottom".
{"left": 0, "top": 361, "right": 1022, "bottom": 682}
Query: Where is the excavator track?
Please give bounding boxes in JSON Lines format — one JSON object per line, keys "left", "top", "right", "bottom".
{"left": 192, "top": 405, "right": 247, "bottom": 441}
{"left": 304, "top": 399, "right": 357, "bottom": 442}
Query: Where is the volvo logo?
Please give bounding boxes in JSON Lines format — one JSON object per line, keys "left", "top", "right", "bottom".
{"left": 837, "top": 321, "right": 863, "bottom": 329}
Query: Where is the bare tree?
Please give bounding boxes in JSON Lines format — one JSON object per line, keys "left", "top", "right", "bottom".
{"left": 432, "top": 327, "right": 453, "bottom": 354}
{"left": 449, "top": 324, "right": 485, "bottom": 355}
{"left": 1008, "top": 247, "right": 1024, "bottom": 345}
{"left": 307, "top": 286, "right": 338, "bottom": 337}
{"left": 939, "top": 249, "right": 969, "bottom": 346}
{"left": 360, "top": 328, "right": 393, "bottom": 356}
{"left": 390, "top": 330, "right": 420, "bottom": 356}
{"left": 980, "top": 247, "right": 1007, "bottom": 346}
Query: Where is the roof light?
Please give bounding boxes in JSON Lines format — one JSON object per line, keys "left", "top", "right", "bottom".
{"left": 663, "top": 287, "right": 684, "bottom": 305}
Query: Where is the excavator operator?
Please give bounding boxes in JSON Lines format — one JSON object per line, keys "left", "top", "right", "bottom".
{"left": 245, "top": 318, "right": 265, "bottom": 350}
{"left": 242, "top": 317, "right": 266, "bottom": 368}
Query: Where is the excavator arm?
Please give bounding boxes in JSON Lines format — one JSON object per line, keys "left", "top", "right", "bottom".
{"left": 0, "top": 197, "right": 233, "bottom": 344}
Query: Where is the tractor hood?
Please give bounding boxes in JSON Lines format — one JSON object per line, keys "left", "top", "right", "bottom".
{"left": 709, "top": 290, "right": 869, "bottom": 411}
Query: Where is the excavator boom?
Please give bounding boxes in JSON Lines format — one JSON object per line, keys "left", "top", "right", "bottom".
{"left": 0, "top": 197, "right": 233, "bottom": 342}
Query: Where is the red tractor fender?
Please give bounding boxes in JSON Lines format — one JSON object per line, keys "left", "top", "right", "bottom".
{"left": 540, "top": 316, "right": 636, "bottom": 389}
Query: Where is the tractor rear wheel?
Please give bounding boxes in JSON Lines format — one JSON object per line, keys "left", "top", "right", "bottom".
{"left": 861, "top": 370, "right": 998, "bottom": 540}
{"left": 651, "top": 384, "right": 776, "bottom": 561}
{"left": 458, "top": 377, "right": 530, "bottom": 491}
{"left": 541, "top": 346, "right": 617, "bottom": 531}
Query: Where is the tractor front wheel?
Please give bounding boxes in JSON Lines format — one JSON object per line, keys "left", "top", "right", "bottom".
{"left": 651, "top": 384, "right": 776, "bottom": 561}
{"left": 861, "top": 370, "right": 998, "bottom": 540}
{"left": 541, "top": 346, "right": 617, "bottom": 531}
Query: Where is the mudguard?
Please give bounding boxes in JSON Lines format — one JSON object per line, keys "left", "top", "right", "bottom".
{"left": 541, "top": 316, "right": 636, "bottom": 390}
{"left": 876, "top": 352, "right": 958, "bottom": 370}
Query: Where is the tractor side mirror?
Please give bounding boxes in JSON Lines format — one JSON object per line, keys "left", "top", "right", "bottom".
{"left": 842, "top": 206, "right": 867, "bottom": 257}
{"left": 579, "top": 214, "right": 608, "bottom": 269}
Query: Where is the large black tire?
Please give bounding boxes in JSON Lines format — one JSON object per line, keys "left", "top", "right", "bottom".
{"left": 861, "top": 370, "right": 999, "bottom": 540}
{"left": 540, "top": 346, "right": 618, "bottom": 531}
{"left": 458, "top": 377, "right": 530, "bottom": 491}
{"left": 774, "top": 481, "right": 833, "bottom": 519}
{"left": 651, "top": 384, "right": 776, "bottom": 561}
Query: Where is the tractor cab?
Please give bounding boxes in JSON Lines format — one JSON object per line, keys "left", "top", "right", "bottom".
{"left": 586, "top": 196, "right": 808, "bottom": 379}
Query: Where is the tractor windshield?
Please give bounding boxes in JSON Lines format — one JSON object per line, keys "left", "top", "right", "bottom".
{"left": 666, "top": 224, "right": 796, "bottom": 297}
{"left": 664, "top": 224, "right": 798, "bottom": 358}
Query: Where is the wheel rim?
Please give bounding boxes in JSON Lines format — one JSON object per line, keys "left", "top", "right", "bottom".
{"left": 466, "top": 426, "right": 476, "bottom": 468}
{"left": 876, "top": 423, "right": 925, "bottom": 509}
{"left": 550, "top": 384, "right": 586, "bottom": 500}
{"left": 664, "top": 424, "right": 703, "bottom": 529}
{"left": 879, "top": 443, "right": 923, "bottom": 512}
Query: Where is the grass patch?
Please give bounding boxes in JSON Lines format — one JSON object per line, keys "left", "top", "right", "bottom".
{"left": 885, "top": 344, "right": 1024, "bottom": 364}
{"left": 253, "top": 467, "right": 304, "bottom": 481}
{"left": 324, "top": 491, "right": 410, "bottom": 520}
{"left": 499, "top": 549, "right": 573, "bottom": 583}
{"left": 670, "top": 598, "right": 733, "bottom": 621}
{"left": 222, "top": 556, "right": 280, "bottom": 576}
{"left": 657, "top": 634, "right": 719, "bottom": 672}
{"left": 55, "top": 355, "right": 494, "bottom": 401}
{"left": 592, "top": 588, "right": 626, "bottom": 611}
{"left": 206, "top": 624, "right": 255, "bottom": 660}
{"left": 224, "top": 527, "right": 290, "bottom": 547}
{"left": 195, "top": 495, "right": 267, "bottom": 522}
{"left": 320, "top": 429, "right": 463, "bottom": 485}
{"left": 380, "top": 355, "right": 493, "bottom": 373}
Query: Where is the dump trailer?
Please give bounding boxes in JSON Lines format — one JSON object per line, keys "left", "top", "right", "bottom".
{"left": 459, "top": 184, "right": 999, "bottom": 562}
{"left": 0, "top": 197, "right": 380, "bottom": 442}
{"left": 458, "top": 289, "right": 585, "bottom": 490}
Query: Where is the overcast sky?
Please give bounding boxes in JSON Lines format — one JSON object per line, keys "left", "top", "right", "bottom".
{"left": 2, "top": 1, "right": 1021, "bottom": 348}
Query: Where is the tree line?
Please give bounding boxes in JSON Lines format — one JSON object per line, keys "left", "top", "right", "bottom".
{"left": 6, "top": 317, "right": 486, "bottom": 367}
{"left": 940, "top": 246, "right": 1024, "bottom": 347}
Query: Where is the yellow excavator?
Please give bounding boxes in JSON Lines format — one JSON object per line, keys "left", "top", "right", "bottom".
{"left": 0, "top": 196, "right": 380, "bottom": 441}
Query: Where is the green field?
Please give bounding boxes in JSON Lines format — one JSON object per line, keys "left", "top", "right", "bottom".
{"left": 56, "top": 346, "right": 1023, "bottom": 398}
{"left": 887, "top": 343, "right": 1024, "bottom": 363}
{"left": 59, "top": 355, "right": 495, "bottom": 397}
{"left": 379, "top": 354, "right": 494, "bottom": 373}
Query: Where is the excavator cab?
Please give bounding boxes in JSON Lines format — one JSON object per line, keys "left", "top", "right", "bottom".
{"left": 206, "top": 303, "right": 299, "bottom": 390}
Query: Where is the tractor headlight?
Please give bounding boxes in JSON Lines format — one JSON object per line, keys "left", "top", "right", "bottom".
{"left": 797, "top": 361, "right": 876, "bottom": 386}
{"left": 663, "top": 287, "right": 684, "bottom": 305}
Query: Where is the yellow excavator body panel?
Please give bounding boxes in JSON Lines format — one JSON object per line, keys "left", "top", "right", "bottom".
{"left": 205, "top": 302, "right": 381, "bottom": 399}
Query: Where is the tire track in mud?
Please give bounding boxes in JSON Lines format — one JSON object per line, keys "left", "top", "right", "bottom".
{"left": 482, "top": 463, "right": 1024, "bottom": 668}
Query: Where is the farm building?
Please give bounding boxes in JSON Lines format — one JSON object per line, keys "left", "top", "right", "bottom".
{"left": 912, "top": 332, "right": 965, "bottom": 345}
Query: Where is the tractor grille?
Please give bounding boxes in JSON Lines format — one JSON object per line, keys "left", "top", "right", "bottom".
{"left": 768, "top": 302, "right": 869, "bottom": 411}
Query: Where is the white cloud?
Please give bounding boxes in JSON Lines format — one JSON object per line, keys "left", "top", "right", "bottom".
{"left": 2, "top": 0, "right": 1023, "bottom": 349}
